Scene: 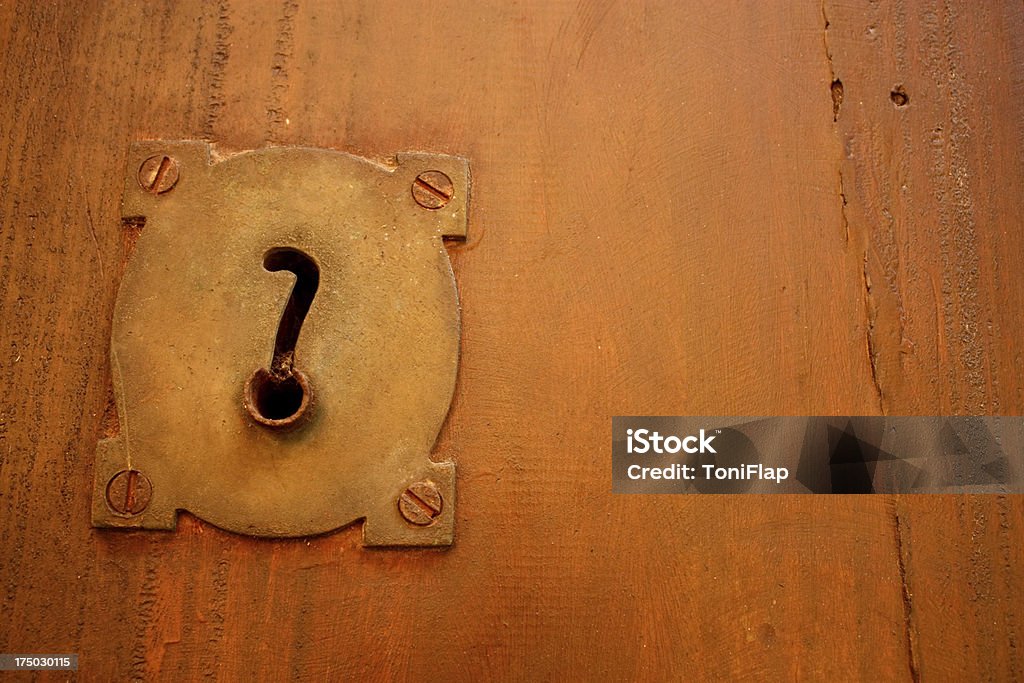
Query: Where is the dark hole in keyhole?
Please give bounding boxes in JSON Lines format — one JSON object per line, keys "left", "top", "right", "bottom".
{"left": 245, "top": 247, "right": 319, "bottom": 427}
{"left": 248, "top": 368, "right": 306, "bottom": 421}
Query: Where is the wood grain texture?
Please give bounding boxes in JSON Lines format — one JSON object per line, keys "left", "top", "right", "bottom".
{"left": 0, "top": 0, "right": 1020, "bottom": 680}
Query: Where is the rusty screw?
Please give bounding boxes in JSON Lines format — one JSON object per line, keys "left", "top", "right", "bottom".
{"left": 398, "top": 481, "right": 443, "bottom": 526}
{"left": 137, "top": 155, "right": 180, "bottom": 194}
{"left": 105, "top": 469, "right": 153, "bottom": 515}
{"left": 411, "top": 171, "right": 453, "bottom": 209}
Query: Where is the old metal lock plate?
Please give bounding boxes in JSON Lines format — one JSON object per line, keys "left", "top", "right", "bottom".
{"left": 92, "top": 141, "right": 468, "bottom": 546}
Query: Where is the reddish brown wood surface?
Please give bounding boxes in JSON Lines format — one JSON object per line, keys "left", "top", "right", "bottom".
{"left": 0, "top": 1, "right": 1021, "bottom": 680}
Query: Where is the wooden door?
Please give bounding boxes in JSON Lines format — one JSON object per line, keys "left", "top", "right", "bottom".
{"left": 1, "top": 1, "right": 1022, "bottom": 679}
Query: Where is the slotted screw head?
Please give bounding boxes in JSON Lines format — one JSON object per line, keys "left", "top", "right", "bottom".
{"left": 399, "top": 481, "right": 443, "bottom": 526}
{"left": 411, "top": 171, "right": 454, "bottom": 209}
{"left": 106, "top": 469, "right": 153, "bottom": 515}
{"left": 137, "top": 155, "right": 180, "bottom": 194}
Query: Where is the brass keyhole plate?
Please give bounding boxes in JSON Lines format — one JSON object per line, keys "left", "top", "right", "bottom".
{"left": 92, "top": 141, "right": 468, "bottom": 546}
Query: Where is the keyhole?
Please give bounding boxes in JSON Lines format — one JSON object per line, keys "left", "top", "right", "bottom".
{"left": 244, "top": 247, "right": 320, "bottom": 428}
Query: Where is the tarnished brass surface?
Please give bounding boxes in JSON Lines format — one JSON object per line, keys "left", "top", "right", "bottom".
{"left": 92, "top": 141, "right": 467, "bottom": 545}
